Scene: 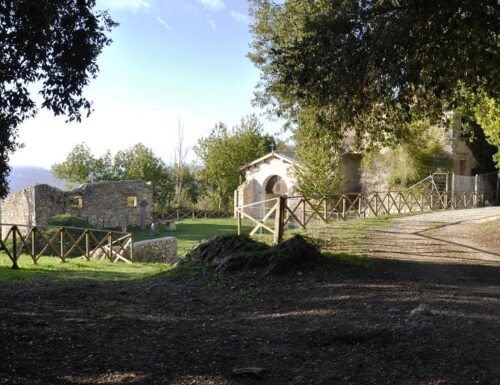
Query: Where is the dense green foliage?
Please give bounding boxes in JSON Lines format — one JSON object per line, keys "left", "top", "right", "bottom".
{"left": 470, "top": 95, "right": 500, "bottom": 171}
{"left": 51, "top": 143, "right": 114, "bottom": 185}
{"left": 0, "top": 1, "right": 116, "bottom": 198}
{"left": 362, "top": 122, "right": 452, "bottom": 188}
{"left": 249, "top": 0, "right": 499, "bottom": 166}
{"left": 293, "top": 118, "right": 342, "bottom": 196}
{"left": 52, "top": 143, "right": 177, "bottom": 210}
{"left": 194, "top": 115, "right": 275, "bottom": 209}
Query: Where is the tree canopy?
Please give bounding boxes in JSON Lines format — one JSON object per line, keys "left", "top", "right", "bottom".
{"left": 0, "top": 0, "right": 116, "bottom": 197}
{"left": 249, "top": 0, "right": 499, "bottom": 151}
{"left": 52, "top": 143, "right": 176, "bottom": 211}
{"left": 194, "top": 115, "right": 275, "bottom": 210}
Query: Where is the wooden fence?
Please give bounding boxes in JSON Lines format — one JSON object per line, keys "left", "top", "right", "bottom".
{"left": 157, "top": 208, "right": 232, "bottom": 221}
{"left": 235, "top": 189, "right": 492, "bottom": 244}
{"left": 0, "top": 224, "right": 133, "bottom": 269}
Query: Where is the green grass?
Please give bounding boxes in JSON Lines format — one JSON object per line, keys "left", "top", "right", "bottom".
{"left": 130, "top": 218, "right": 255, "bottom": 256}
{"left": 291, "top": 215, "right": 395, "bottom": 268}
{"left": 0, "top": 254, "right": 171, "bottom": 284}
{"left": 0, "top": 215, "right": 393, "bottom": 284}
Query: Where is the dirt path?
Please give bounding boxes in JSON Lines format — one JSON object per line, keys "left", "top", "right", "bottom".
{"left": 367, "top": 207, "right": 500, "bottom": 266}
{"left": 0, "top": 208, "right": 499, "bottom": 385}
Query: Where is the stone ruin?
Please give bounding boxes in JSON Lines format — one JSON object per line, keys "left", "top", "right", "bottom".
{"left": 0, "top": 180, "right": 153, "bottom": 234}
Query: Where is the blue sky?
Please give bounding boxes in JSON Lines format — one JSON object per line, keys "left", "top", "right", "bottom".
{"left": 10, "top": 0, "right": 286, "bottom": 168}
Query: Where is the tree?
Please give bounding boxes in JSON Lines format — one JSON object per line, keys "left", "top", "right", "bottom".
{"left": 52, "top": 143, "right": 176, "bottom": 210}
{"left": 195, "top": 115, "right": 275, "bottom": 210}
{"left": 114, "top": 143, "right": 165, "bottom": 182}
{"left": 0, "top": 0, "right": 116, "bottom": 198}
{"left": 172, "top": 120, "right": 189, "bottom": 207}
{"left": 470, "top": 95, "right": 500, "bottom": 171}
{"left": 152, "top": 168, "right": 175, "bottom": 216}
{"left": 52, "top": 143, "right": 115, "bottom": 185}
{"left": 249, "top": 0, "right": 499, "bottom": 151}
{"left": 293, "top": 116, "right": 342, "bottom": 197}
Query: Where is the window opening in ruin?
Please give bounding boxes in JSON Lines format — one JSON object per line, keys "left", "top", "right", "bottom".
{"left": 127, "top": 196, "right": 138, "bottom": 207}
{"left": 71, "top": 196, "right": 83, "bottom": 208}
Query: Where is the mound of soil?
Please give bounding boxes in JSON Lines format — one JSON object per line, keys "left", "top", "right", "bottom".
{"left": 186, "top": 234, "right": 322, "bottom": 275}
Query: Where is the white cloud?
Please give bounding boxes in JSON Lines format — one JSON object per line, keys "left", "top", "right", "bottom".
{"left": 155, "top": 16, "right": 173, "bottom": 31}
{"left": 230, "top": 10, "right": 249, "bottom": 24}
{"left": 209, "top": 19, "right": 216, "bottom": 30}
{"left": 98, "top": 0, "right": 150, "bottom": 12}
{"left": 197, "top": 0, "right": 225, "bottom": 11}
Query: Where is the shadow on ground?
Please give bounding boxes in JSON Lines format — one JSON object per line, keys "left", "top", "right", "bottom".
{"left": 0, "top": 256, "right": 498, "bottom": 385}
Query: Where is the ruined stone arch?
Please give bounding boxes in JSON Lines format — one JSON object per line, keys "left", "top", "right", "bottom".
{"left": 264, "top": 175, "right": 287, "bottom": 195}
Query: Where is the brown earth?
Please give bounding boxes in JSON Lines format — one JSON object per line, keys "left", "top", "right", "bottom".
{"left": 0, "top": 207, "right": 499, "bottom": 385}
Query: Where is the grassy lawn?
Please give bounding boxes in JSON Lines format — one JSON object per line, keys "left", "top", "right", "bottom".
{"left": 0, "top": 218, "right": 256, "bottom": 284}
{"left": 0, "top": 254, "right": 171, "bottom": 284}
{"left": 0, "top": 215, "right": 392, "bottom": 283}
{"left": 131, "top": 217, "right": 255, "bottom": 256}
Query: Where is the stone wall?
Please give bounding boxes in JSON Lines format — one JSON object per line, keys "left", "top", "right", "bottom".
{"left": 0, "top": 180, "right": 153, "bottom": 233}
{"left": 1, "top": 187, "right": 40, "bottom": 236}
{"left": 339, "top": 153, "right": 362, "bottom": 193}
{"left": 33, "top": 184, "right": 65, "bottom": 227}
{"left": 133, "top": 237, "right": 177, "bottom": 263}
{"left": 65, "top": 180, "right": 153, "bottom": 229}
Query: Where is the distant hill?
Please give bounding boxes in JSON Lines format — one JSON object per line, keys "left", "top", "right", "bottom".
{"left": 8, "top": 166, "right": 67, "bottom": 193}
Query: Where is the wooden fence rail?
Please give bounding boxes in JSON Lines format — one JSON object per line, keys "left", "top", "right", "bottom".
{"left": 0, "top": 224, "right": 133, "bottom": 269}
{"left": 157, "top": 208, "right": 232, "bottom": 221}
{"left": 236, "top": 189, "right": 494, "bottom": 244}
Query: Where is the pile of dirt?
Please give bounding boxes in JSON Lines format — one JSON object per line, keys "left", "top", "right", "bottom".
{"left": 185, "top": 234, "right": 322, "bottom": 275}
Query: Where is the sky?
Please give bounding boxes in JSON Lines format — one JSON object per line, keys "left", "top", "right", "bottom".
{"left": 10, "top": 0, "right": 286, "bottom": 168}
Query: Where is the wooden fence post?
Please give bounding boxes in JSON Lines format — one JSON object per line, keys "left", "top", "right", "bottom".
{"left": 302, "top": 199, "right": 306, "bottom": 225}
{"left": 59, "top": 228, "right": 66, "bottom": 262}
{"left": 274, "top": 197, "right": 286, "bottom": 244}
{"left": 444, "top": 172, "right": 449, "bottom": 207}
{"left": 12, "top": 226, "right": 19, "bottom": 270}
{"left": 474, "top": 174, "right": 478, "bottom": 207}
{"left": 31, "top": 228, "right": 37, "bottom": 264}
{"left": 108, "top": 233, "right": 113, "bottom": 262}
{"left": 129, "top": 235, "right": 134, "bottom": 262}
{"left": 237, "top": 210, "right": 242, "bottom": 236}
{"left": 85, "top": 230, "right": 90, "bottom": 261}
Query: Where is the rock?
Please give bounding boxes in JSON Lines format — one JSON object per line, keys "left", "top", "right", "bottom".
{"left": 410, "top": 303, "right": 432, "bottom": 317}
{"left": 232, "top": 367, "right": 267, "bottom": 377}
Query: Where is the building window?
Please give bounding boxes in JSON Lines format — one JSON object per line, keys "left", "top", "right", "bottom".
{"left": 127, "top": 196, "right": 138, "bottom": 207}
{"left": 71, "top": 196, "right": 83, "bottom": 208}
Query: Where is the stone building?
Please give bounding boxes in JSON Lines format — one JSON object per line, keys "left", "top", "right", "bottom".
{"left": 360, "top": 117, "right": 479, "bottom": 192}
{"left": 235, "top": 119, "right": 478, "bottom": 210}
{"left": 1, "top": 180, "right": 153, "bottom": 233}
{"left": 235, "top": 151, "right": 362, "bottom": 211}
